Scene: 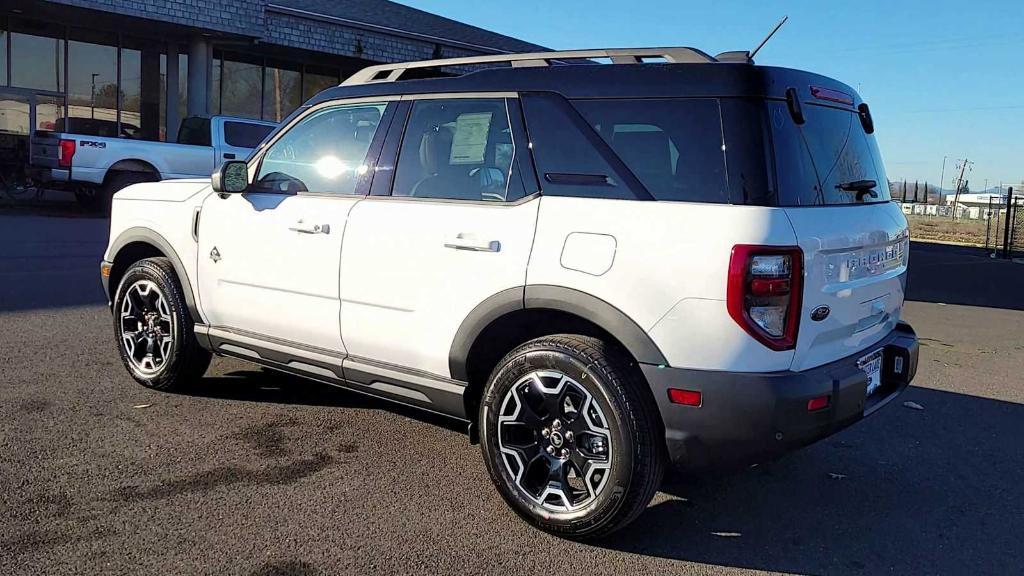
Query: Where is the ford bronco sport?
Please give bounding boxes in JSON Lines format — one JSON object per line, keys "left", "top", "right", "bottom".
{"left": 100, "top": 47, "right": 919, "bottom": 539}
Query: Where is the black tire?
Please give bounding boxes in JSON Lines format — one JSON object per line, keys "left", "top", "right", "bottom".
{"left": 112, "top": 257, "right": 211, "bottom": 391}
{"left": 73, "top": 188, "right": 103, "bottom": 212}
{"left": 83, "top": 171, "right": 157, "bottom": 215}
{"left": 479, "top": 334, "right": 665, "bottom": 539}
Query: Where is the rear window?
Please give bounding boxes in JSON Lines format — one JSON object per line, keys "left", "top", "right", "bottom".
{"left": 572, "top": 99, "right": 729, "bottom": 203}
{"left": 224, "top": 121, "right": 274, "bottom": 149}
{"left": 769, "top": 102, "right": 890, "bottom": 205}
{"left": 176, "top": 117, "right": 211, "bottom": 146}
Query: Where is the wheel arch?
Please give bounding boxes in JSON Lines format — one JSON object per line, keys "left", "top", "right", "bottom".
{"left": 452, "top": 285, "right": 668, "bottom": 422}
{"left": 107, "top": 227, "right": 201, "bottom": 322}
{"left": 107, "top": 159, "right": 160, "bottom": 178}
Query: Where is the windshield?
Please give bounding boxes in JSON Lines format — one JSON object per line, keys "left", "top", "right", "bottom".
{"left": 769, "top": 101, "right": 890, "bottom": 206}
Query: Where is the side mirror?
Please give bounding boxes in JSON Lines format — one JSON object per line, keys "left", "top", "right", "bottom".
{"left": 211, "top": 160, "right": 249, "bottom": 194}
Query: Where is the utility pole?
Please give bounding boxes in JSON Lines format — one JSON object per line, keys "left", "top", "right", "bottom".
{"left": 938, "top": 155, "right": 947, "bottom": 202}
{"left": 950, "top": 158, "right": 973, "bottom": 219}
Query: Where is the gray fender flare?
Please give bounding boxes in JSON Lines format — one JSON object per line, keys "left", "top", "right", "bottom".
{"left": 448, "top": 284, "right": 668, "bottom": 381}
{"left": 107, "top": 227, "right": 202, "bottom": 322}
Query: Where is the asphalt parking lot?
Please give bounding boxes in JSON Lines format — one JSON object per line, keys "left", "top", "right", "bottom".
{"left": 2, "top": 212, "right": 1022, "bottom": 575}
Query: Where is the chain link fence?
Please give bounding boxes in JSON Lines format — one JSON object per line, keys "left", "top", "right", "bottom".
{"left": 985, "top": 195, "right": 1024, "bottom": 258}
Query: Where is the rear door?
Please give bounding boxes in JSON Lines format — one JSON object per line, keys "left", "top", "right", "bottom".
{"left": 769, "top": 99, "right": 909, "bottom": 371}
{"left": 338, "top": 95, "right": 539, "bottom": 378}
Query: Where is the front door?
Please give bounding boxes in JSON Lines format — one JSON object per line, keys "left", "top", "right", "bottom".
{"left": 197, "top": 100, "right": 393, "bottom": 353}
{"left": 339, "top": 96, "right": 539, "bottom": 378}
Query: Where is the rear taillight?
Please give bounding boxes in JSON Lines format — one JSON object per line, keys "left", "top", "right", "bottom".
{"left": 58, "top": 139, "right": 76, "bottom": 168}
{"left": 727, "top": 245, "right": 803, "bottom": 351}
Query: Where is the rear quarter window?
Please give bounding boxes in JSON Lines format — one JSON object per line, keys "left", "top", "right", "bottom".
{"left": 176, "top": 117, "right": 211, "bottom": 146}
{"left": 572, "top": 98, "right": 729, "bottom": 203}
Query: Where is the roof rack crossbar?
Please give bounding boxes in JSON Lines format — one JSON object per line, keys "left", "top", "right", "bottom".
{"left": 341, "top": 47, "right": 719, "bottom": 85}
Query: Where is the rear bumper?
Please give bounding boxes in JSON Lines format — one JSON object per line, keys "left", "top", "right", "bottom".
{"left": 642, "top": 321, "right": 919, "bottom": 471}
{"left": 26, "top": 166, "right": 70, "bottom": 184}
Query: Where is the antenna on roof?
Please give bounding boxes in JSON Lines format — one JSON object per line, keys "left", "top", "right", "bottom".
{"left": 749, "top": 15, "right": 788, "bottom": 60}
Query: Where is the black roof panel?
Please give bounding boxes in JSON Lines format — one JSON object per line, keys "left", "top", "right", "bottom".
{"left": 309, "top": 63, "right": 864, "bottom": 107}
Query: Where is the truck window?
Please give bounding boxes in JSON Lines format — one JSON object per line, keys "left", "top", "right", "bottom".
{"left": 177, "top": 117, "right": 211, "bottom": 146}
{"left": 224, "top": 121, "right": 274, "bottom": 149}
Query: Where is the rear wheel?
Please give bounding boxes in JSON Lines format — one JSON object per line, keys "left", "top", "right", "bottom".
{"left": 113, "top": 257, "right": 211, "bottom": 390}
{"left": 73, "top": 187, "right": 103, "bottom": 212}
{"left": 79, "top": 171, "right": 157, "bottom": 214}
{"left": 480, "top": 334, "right": 665, "bottom": 539}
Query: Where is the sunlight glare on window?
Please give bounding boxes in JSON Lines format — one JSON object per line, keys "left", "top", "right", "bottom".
{"left": 315, "top": 155, "right": 346, "bottom": 179}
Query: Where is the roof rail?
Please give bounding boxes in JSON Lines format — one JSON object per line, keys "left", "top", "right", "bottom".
{"left": 342, "top": 47, "right": 720, "bottom": 86}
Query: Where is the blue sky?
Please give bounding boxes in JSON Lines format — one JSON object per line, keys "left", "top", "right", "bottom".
{"left": 404, "top": 0, "right": 1024, "bottom": 191}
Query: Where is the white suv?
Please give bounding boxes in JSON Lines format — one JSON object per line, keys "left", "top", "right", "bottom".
{"left": 100, "top": 48, "right": 919, "bottom": 539}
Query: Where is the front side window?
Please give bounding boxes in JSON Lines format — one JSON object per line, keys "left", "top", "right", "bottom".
{"left": 391, "top": 98, "right": 523, "bottom": 202}
{"left": 253, "top": 102, "right": 386, "bottom": 194}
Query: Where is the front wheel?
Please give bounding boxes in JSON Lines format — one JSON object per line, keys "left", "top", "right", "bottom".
{"left": 479, "top": 334, "right": 665, "bottom": 539}
{"left": 112, "top": 257, "right": 211, "bottom": 390}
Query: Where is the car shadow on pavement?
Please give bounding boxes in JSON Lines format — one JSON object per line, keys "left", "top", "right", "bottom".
{"left": 183, "top": 368, "right": 468, "bottom": 435}
{"left": 907, "top": 241, "right": 1024, "bottom": 311}
{"left": 592, "top": 385, "right": 1023, "bottom": 574}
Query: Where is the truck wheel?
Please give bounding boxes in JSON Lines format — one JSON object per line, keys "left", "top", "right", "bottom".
{"left": 89, "top": 171, "right": 157, "bottom": 215}
{"left": 479, "top": 334, "right": 665, "bottom": 539}
{"left": 73, "top": 188, "right": 103, "bottom": 212}
{"left": 113, "top": 257, "right": 211, "bottom": 391}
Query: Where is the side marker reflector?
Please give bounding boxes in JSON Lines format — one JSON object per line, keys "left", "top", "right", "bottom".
{"left": 807, "top": 395, "right": 830, "bottom": 412}
{"left": 668, "top": 389, "right": 702, "bottom": 407}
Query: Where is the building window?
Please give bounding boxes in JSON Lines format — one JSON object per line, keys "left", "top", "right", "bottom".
{"left": 220, "top": 54, "right": 262, "bottom": 120}
{"left": 0, "top": 93, "right": 30, "bottom": 135}
{"left": 121, "top": 37, "right": 165, "bottom": 141}
{"left": 10, "top": 20, "right": 65, "bottom": 92}
{"left": 303, "top": 65, "right": 338, "bottom": 101}
{"left": 0, "top": 26, "right": 8, "bottom": 86}
{"left": 263, "top": 60, "right": 301, "bottom": 122}
{"left": 211, "top": 55, "right": 221, "bottom": 117}
{"left": 36, "top": 95, "right": 66, "bottom": 132}
{"left": 168, "top": 50, "right": 188, "bottom": 139}
{"left": 67, "top": 29, "right": 118, "bottom": 137}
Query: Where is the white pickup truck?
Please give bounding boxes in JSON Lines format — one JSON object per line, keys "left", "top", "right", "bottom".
{"left": 29, "top": 115, "right": 276, "bottom": 212}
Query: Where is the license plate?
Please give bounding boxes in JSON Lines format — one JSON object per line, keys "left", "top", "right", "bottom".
{"left": 858, "top": 348, "right": 884, "bottom": 396}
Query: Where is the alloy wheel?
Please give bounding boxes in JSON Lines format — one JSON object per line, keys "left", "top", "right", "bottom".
{"left": 497, "top": 370, "right": 613, "bottom": 512}
{"left": 119, "top": 280, "right": 174, "bottom": 376}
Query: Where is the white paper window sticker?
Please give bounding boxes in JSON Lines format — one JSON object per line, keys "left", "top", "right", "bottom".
{"left": 449, "top": 112, "right": 492, "bottom": 165}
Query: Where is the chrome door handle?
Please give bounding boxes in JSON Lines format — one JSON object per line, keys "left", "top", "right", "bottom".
{"left": 289, "top": 221, "right": 330, "bottom": 234}
{"left": 444, "top": 234, "right": 500, "bottom": 252}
